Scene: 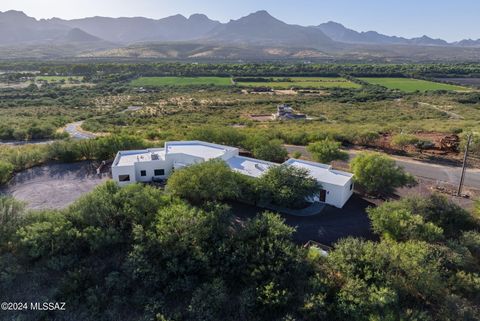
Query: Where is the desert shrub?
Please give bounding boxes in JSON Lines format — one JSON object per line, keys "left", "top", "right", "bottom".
{"left": 307, "top": 139, "right": 348, "bottom": 163}
{"left": 350, "top": 152, "right": 416, "bottom": 195}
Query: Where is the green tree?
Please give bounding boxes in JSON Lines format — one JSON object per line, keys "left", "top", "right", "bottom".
{"left": 0, "top": 196, "right": 25, "bottom": 246}
{"left": 307, "top": 139, "right": 348, "bottom": 163}
{"left": 253, "top": 139, "right": 288, "bottom": 163}
{"left": 373, "top": 194, "right": 479, "bottom": 239}
{"left": 368, "top": 204, "right": 443, "bottom": 242}
{"left": 256, "top": 165, "right": 320, "bottom": 208}
{"left": 0, "top": 160, "right": 14, "bottom": 185}
{"left": 166, "top": 159, "right": 241, "bottom": 204}
{"left": 350, "top": 152, "right": 415, "bottom": 195}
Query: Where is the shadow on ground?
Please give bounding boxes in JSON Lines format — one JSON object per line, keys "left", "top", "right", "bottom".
{"left": 230, "top": 194, "right": 376, "bottom": 246}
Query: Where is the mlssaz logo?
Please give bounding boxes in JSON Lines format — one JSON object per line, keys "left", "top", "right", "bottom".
{"left": 30, "top": 302, "right": 66, "bottom": 311}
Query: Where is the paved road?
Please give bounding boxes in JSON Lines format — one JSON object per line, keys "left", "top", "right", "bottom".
{"left": 286, "top": 145, "right": 480, "bottom": 189}
{"left": 0, "top": 121, "right": 96, "bottom": 146}
{"left": 64, "top": 121, "right": 97, "bottom": 139}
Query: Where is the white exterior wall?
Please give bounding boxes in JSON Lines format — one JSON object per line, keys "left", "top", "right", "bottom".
{"left": 340, "top": 178, "right": 354, "bottom": 208}
{"left": 112, "top": 164, "right": 137, "bottom": 187}
{"left": 309, "top": 177, "right": 354, "bottom": 208}
{"left": 134, "top": 159, "right": 172, "bottom": 182}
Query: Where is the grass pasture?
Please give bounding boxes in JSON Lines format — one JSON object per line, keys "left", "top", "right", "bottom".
{"left": 359, "top": 77, "right": 469, "bottom": 92}
{"left": 131, "top": 77, "right": 232, "bottom": 87}
{"left": 236, "top": 77, "right": 360, "bottom": 89}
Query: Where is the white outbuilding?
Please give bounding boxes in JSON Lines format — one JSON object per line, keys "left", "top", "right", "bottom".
{"left": 112, "top": 141, "right": 354, "bottom": 208}
{"left": 283, "top": 159, "right": 354, "bottom": 208}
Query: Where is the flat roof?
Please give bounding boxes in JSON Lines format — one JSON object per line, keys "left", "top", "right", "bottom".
{"left": 115, "top": 149, "right": 165, "bottom": 166}
{"left": 165, "top": 141, "right": 236, "bottom": 160}
{"left": 284, "top": 159, "right": 353, "bottom": 186}
{"left": 226, "top": 156, "right": 277, "bottom": 178}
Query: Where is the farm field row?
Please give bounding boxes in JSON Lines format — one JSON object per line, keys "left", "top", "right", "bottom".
{"left": 359, "top": 77, "right": 469, "bottom": 92}
{"left": 235, "top": 77, "right": 361, "bottom": 89}
{"left": 130, "top": 76, "right": 472, "bottom": 92}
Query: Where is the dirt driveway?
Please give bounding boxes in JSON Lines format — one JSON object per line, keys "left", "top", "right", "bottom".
{"left": 0, "top": 161, "right": 109, "bottom": 210}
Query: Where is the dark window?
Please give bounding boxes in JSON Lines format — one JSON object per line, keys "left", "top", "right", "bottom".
{"left": 319, "top": 189, "right": 327, "bottom": 202}
{"left": 350, "top": 183, "right": 353, "bottom": 190}
{"left": 119, "top": 175, "right": 130, "bottom": 182}
{"left": 140, "top": 170, "right": 147, "bottom": 177}
{"left": 154, "top": 169, "right": 165, "bottom": 176}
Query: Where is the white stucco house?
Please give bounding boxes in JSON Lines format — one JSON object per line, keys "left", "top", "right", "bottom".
{"left": 112, "top": 141, "right": 354, "bottom": 208}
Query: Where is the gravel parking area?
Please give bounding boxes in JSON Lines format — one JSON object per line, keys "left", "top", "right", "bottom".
{"left": 0, "top": 161, "right": 109, "bottom": 210}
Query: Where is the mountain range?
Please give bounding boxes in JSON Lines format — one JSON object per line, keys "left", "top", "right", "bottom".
{"left": 1, "top": 9, "right": 480, "bottom": 60}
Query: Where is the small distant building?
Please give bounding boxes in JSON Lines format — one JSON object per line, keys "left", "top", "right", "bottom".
{"left": 112, "top": 141, "right": 354, "bottom": 208}
{"left": 273, "top": 104, "right": 307, "bottom": 120}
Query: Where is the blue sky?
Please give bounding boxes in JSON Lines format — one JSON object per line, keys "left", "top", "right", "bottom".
{"left": 1, "top": 0, "right": 479, "bottom": 41}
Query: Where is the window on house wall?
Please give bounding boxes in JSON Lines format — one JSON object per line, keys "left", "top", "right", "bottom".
{"left": 154, "top": 169, "right": 165, "bottom": 176}
{"left": 140, "top": 170, "right": 147, "bottom": 177}
{"left": 119, "top": 175, "right": 130, "bottom": 182}
{"left": 350, "top": 183, "right": 353, "bottom": 190}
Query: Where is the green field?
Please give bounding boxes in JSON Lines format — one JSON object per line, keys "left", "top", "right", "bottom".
{"left": 359, "top": 78, "right": 469, "bottom": 92}
{"left": 36, "top": 76, "right": 84, "bottom": 82}
{"left": 131, "top": 77, "right": 232, "bottom": 87}
{"left": 236, "top": 77, "right": 360, "bottom": 89}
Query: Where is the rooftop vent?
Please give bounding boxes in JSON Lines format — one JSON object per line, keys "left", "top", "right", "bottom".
{"left": 151, "top": 153, "right": 159, "bottom": 160}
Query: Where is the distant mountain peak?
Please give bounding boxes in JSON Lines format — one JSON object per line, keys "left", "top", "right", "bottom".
{"left": 2, "top": 10, "right": 29, "bottom": 17}
{"left": 65, "top": 28, "right": 102, "bottom": 42}
{"left": 189, "top": 13, "right": 209, "bottom": 20}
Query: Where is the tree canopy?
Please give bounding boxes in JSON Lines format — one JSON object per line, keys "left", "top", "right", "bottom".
{"left": 166, "top": 159, "right": 242, "bottom": 204}
{"left": 350, "top": 152, "right": 416, "bottom": 195}
{"left": 307, "top": 139, "right": 349, "bottom": 163}
{"left": 256, "top": 164, "right": 321, "bottom": 208}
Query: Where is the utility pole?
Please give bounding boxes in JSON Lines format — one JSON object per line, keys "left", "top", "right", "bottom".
{"left": 457, "top": 134, "right": 472, "bottom": 197}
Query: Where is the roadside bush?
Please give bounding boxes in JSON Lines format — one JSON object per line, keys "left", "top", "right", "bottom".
{"left": 48, "top": 140, "right": 82, "bottom": 162}
{"left": 391, "top": 134, "right": 419, "bottom": 150}
{"left": 350, "top": 152, "right": 416, "bottom": 195}
{"left": 292, "top": 151, "right": 302, "bottom": 159}
{"left": 354, "top": 130, "right": 380, "bottom": 146}
{"left": 307, "top": 139, "right": 348, "bottom": 163}
{"left": 0, "top": 161, "right": 14, "bottom": 185}
{"left": 256, "top": 165, "right": 321, "bottom": 208}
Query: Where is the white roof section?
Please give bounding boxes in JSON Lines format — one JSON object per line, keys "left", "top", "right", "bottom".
{"left": 114, "top": 148, "right": 165, "bottom": 166}
{"left": 165, "top": 141, "right": 236, "bottom": 160}
{"left": 226, "top": 156, "right": 277, "bottom": 178}
{"left": 284, "top": 159, "right": 353, "bottom": 186}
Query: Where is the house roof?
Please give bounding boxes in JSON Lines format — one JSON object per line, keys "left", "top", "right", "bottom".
{"left": 284, "top": 159, "right": 353, "bottom": 186}
{"left": 165, "top": 141, "right": 237, "bottom": 160}
{"left": 226, "top": 156, "right": 277, "bottom": 178}
{"left": 115, "top": 149, "right": 165, "bottom": 166}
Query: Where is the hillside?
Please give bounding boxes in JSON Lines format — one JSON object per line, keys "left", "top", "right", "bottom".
{"left": 1, "top": 10, "right": 480, "bottom": 60}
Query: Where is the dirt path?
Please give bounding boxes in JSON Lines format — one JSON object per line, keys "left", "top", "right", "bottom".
{"left": 418, "top": 102, "right": 464, "bottom": 119}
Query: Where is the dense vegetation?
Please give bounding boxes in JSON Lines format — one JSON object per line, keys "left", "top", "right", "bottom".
{"left": 0, "top": 179, "right": 478, "bottom": 321}
{"left": 1, "top": 61, "right": 480, "bottom": 320}
{"left": 350, "top": 152, "right": 416, "bottom": 195}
